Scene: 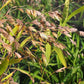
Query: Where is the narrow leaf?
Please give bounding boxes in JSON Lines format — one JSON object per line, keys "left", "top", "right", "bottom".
{"left": 10, "top": 24, "right": 21, "bottom": 36}
{"left": 63, "top": 0, "right": 70, "bottom": 21}
{"left": 45, "top": 43, "right": 51, "bottom": 66}
{"left": 54, "top": 47, "right": 67, "bottom": 68}
{"left": 0, "top": 0, "right": 11, "bottom": 11}
{"left": 20, "top": 36, "right": 31, "bottom": 48}
{"left": 79, "top": 81, "right": 84, "bottom": 84}
{"left": 68, "top": 5, "right": 84, "bottom": 21}
{"left": 16, "top": 25, "right": 25, "bottom": 40}
{"left": 10, "top": 68, "right": 34, "bottom": 83}
{"left": 64, "top": 5, "right": 84, "bottom": 24}
{"left": 1, "top": 71, "right": 15, "bottom": 82}
{"left": 0, "top": 58, "right": 9, "bottom": 76}
{"left": 9, "top": 58, "right": 23, "bottom": 65}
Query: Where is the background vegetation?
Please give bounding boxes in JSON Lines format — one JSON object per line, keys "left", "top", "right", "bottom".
{"left": 0, "top": 0, "right": 84, "bottom": 84}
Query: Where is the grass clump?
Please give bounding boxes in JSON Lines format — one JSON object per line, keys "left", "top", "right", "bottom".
{"left": 0, "top": 0, "right": 84, "bottom": 84}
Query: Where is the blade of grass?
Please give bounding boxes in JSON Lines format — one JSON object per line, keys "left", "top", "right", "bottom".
{"left": 0, "top": 0, "right": 11, "bottom": 11}
{"left": 20, "top": 36, "right": 31, "bottom": 48}
{"left": 1, "top": 71, "right": 15, "bottom": 82}
{"left": 45, "top": 42, "right": 51, "bottom": 66}
{"left": 54, "top": 47, "right": 67, "bottom": 68}
{"left": 16, "top": 25, "right": 25, "bottom": 41}
{"left": 0, "top": 58, "right": 9, "bottom": 76}
{"left": 10, "top": 24, "right": 21, "bottom": 36}
{"left": 63, "top": 5, "right": 84, "bottom": 25}
{"left": 63, "top": 0, "right": 70, "bottom": 24}
{"left": 10, "top": 68, "right": 34, "bottom": 83}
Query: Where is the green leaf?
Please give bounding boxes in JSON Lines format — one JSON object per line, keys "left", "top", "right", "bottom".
{"left": 79, "top": 81, "right": 84, "bottom": 84}
{"left": 63, "top": 5, "right": 84, "bottom": 25}
{"left": 48, "top": 63, "right": 57, "bottom": 66}
{"left": 32, "top": 71, "right": 43, "bottom": 80}
{"left": 0, "top": 58, "right": 9, "bottom": 76}
{"left": 10, "top": 24, "right": 21, "bottom": 36}
{"left": 0, "top": 0, "right": 11, "bottom": 11}
{"left": 1, "top": 71, "right": 14, "bottom": 82}
{"left": 63, "top": 0, "right": 70, "bottom": 23}
{"left": 71, "top": 66, "right": 80, "bottom": 76}
{"left": 10, "top": 68, "right": 34, "bottom": 83}
{"left": 20, "top": 36, "right": 31, "bottom": 48}
{"left": 45, "top": 42, "right": 51, "bottom": 66}
{"left": 9, "top": 58, "right": 23, "bottom": 65}
{"left": 54, "top": 47, "right": 67, "bottom": 68}
{"left": 16, "top": 25, "right": 25, "bottom": 41}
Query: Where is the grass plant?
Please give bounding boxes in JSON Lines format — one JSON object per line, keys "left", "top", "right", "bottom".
{"left": 0, "top": 0, "right": 84, "bottom": 84}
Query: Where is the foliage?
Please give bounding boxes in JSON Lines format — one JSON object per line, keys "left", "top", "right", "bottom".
{"left": 0, "top": 0, "right": 84, "bottom": 84}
